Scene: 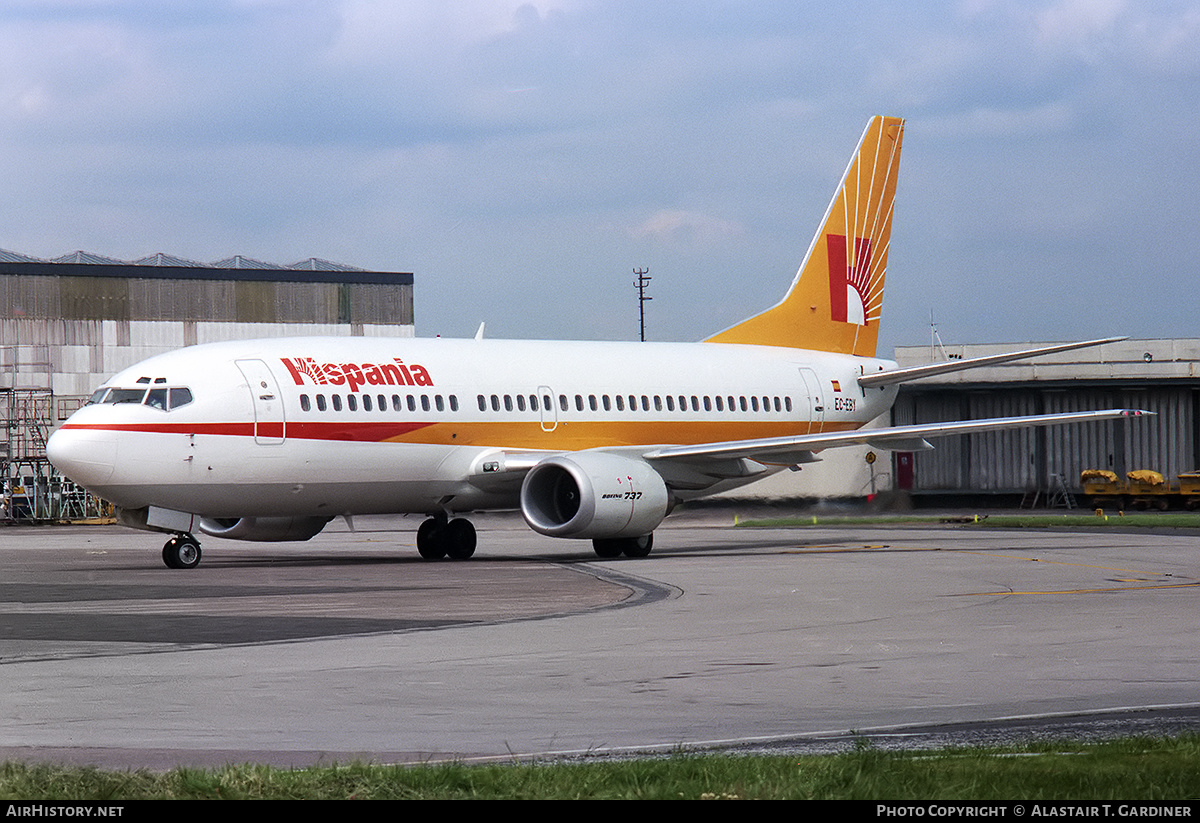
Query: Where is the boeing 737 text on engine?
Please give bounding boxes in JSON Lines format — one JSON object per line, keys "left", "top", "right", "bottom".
{"left": 47, "top": 116, "right": 1147, "bottom": 568}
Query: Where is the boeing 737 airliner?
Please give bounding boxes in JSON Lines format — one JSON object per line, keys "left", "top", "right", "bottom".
{"left": 47, "top": 116, "right": 1145, "bottom": 568}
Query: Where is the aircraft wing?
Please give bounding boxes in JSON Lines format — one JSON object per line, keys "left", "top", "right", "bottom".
{"left": 642, "top": 408, "right": 1150, "bottom": 470}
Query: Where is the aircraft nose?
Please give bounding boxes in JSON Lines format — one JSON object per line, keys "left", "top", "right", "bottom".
{"left": 47, "top": 427, "right": 117, "bottom": 488}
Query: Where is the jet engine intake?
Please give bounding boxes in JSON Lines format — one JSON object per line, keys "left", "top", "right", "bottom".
{"left": 520, "top": 452, "right": 669, "bottom": 539}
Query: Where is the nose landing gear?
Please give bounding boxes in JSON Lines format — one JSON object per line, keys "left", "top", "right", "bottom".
{"left": 163, "top": 534, "right": 202, "bottom": 569}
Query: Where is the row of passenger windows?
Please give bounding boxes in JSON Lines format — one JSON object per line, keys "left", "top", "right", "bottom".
{"left": 298, "top": 391, "right": 792, "bottom": 415}
{"left": 300, "top": 393, "right": 460, "bottom": 413}
{"left": 499, "top": 393, "right": 797, "bottom": 414}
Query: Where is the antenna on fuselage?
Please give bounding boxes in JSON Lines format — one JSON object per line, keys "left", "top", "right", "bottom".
{"left": 475, "top": 322, "right": 486, "bottom": 341}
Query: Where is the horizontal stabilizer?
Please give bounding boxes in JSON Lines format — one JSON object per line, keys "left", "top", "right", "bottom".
{"left": 858, "top": 337, "right": 1127, "bottom": 388}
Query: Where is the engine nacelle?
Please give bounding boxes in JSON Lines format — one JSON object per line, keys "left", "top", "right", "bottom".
{"left": 520, "top": 452, "right": 670, "bottom": 539}
{"left": 198, "top": 516, "right": 332, "bottom": 542}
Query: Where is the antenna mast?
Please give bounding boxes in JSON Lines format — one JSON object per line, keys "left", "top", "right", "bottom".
{"left": 634, "top": 268, "right": 652, "bottom": 342}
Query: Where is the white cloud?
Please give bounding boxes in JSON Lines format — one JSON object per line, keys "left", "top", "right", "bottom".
{"left": 631, "top": 210, "right": 744, "bottom": 248}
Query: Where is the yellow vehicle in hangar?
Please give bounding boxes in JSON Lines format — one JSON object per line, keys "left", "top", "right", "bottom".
{"left": 1082, "top": 469, "right": 1200, "bottom": 510}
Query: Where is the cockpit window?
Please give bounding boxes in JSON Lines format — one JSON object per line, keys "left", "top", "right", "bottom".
{"left": 90, "top": 385, "right": 194, "bottom": 410}
{"left": 146, "top": 388, "right": 168, "bottom": 410}
{"left": 107, "top": 388, "right": 149, "bottom": 404}
{"left": 143, "top": 387, "right": 194, "bottom": 411}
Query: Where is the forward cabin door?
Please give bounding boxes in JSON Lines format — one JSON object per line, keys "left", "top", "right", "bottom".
{"left": 236, "top": 359, "right": 285, "bottom": 445}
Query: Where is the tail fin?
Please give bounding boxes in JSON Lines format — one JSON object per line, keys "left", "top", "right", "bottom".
{"left": 706, "top": 115, "right": 904, "bottom": 357}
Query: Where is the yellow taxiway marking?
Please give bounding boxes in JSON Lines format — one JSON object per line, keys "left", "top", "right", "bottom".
{"left": 953, "top": 549, "right": 1183, "bottom": 579}
{"left": 947, "top": 550, "right": 1196, "bottom": 596}
{"left": 955, "top": 581, "right": 1200, "bottom": 597}
{"left": 778, "top": 544, "right": 1197, "bottom": 596}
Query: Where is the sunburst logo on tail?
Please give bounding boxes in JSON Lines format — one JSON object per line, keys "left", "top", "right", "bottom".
{"left": 827, "top": 234, "right": 880, "bottom": 326}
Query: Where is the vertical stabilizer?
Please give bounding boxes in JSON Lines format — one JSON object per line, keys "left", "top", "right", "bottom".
{"left": 706, "top": 116, "right": 904, "bottom": 356}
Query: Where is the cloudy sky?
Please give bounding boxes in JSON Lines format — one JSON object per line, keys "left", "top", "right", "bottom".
{"left": 2, "top": 0, "right": 1197, "bottom": 352}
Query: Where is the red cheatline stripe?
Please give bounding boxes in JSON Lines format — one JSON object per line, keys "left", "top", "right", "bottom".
{"left": 59, "top": 421, "right": 435, "bottom": 443}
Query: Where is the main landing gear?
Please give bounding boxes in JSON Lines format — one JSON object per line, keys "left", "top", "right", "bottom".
{"left": 416, "top": 516, "right": 477, "bottom": 560}
{"left": 163, "top": 533, "right": 202, "bottom": 569}
{"left": 592, "top": 533, "right": 653, "bottom": 559}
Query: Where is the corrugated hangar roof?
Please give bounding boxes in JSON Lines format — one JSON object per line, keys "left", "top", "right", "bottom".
{"left": 3, "top": 248, "right": 366, "bottom": 272}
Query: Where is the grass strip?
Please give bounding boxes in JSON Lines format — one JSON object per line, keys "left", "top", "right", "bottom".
{"left": 4, "top": 736, "right": 1200, "bottom": 800}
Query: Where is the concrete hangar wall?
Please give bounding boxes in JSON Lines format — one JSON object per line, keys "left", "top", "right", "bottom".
{"left": 0, "top": 251, "right": 415, "bottom": 411}
{"left": 891, "top": 338, "right": 1200, "bottom": 503}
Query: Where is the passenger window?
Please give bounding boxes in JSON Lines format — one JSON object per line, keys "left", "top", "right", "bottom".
{"left": 450, "top": 395, "right": 459, "bottom": 412}
{"left": 490, "top": 395, "right": 500, "bottom": 412}
{"left": 654, "top": 396, "right": 663, "bottom": 411}
{"left": 332, "top": 395, "right": 342, "bottom": 411}
{"left": 515, "top": 395, "right": 525, "bottom": 412}
{"left": 317, "top": 394, "right": 327, "bottom": 411}
{"left": 615, "top": 395, "right": 624, "bottom": 412}
{"left": 409, "top": 395, "right": 417, "bottom": 412}
{"left": 478, "top": 395, "right": 487, "bottom": 412}
{"left": 529, "top": 395, "right": 538, "bottom": 412}
{"left": 575, "top": 395, "right": 584, "bottom": 412}
{"left": 589, "top": 395, "right": 597, "bottom": 412}
{"left": 504, "top": 395, "right": 513, "bottom": 412}
{"left": 666, "top": 396, "right": 675, "bottom": 412}
{"left": 785, "top": 397, "right": 793, "bottom": 412}
{"left": 393, "top": 395, "right": 402, "bottom": 411}
{"left": 378, "top": 394, "right": 387, "bottom": 411}
{"left": 421, "top": 395, "right": 431, "bottom": 412}
{"left": 436, "top": 395, "right": 445, "bottom": 412}
{"left": 715, "top": 396, "right": 724, "bottom": 412}
{"left": 362, "top": 394, "right": 373, "bottom": 411}
{"left": 348, "top": 394, "right": 358, "bottom": 411}
{"left": 559, "top": 395, "right": 568, "bottom": 412}
{"left": 300, "top": 394, "right": 311, "bottom": 412}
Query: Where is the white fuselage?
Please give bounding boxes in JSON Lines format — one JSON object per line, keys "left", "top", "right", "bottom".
{"left": 48, "top": 335, "right": 898, "bottom": 519}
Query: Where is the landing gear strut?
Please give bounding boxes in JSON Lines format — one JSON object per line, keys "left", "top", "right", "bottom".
{"left": 416, "top": 516, "right": 476, "bottom": 560}
{"left": 592, "top": 533, "right": 653, "bottom": 559}
{"left": 163, "top": 533, "right": 202, "bottom": 569}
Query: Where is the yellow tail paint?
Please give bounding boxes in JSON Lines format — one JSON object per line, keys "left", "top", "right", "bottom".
{"left": 706, "top": 115, "right": 904, "bottom": 357}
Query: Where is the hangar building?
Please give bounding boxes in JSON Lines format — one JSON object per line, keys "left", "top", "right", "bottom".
{"left": 1, "top": 249, "right": 414, "bottom": 520}
{"left": 716, "top": 338, "right": 1198, "bottom": 508}
{"left": 889, "top": 338, "right": 1199, "bottom": 506}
